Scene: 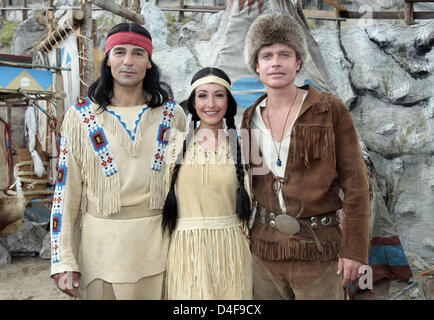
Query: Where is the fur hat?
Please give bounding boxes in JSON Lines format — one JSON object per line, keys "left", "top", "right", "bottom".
{"left": 244, "top": 13, "right": 308, "bottom": 74}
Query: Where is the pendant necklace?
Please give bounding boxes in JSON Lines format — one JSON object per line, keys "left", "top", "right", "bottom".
{"left": 266, "top": 87, "right": 299, "bottom": 167}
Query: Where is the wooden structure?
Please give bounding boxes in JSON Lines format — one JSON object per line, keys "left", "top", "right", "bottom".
{"left": 302, "top": 0, "right": 434, "bottom": 25}
{"left": 156, "top": 0, "right": 434, "bottom": 25}
{"left": 0, "top": 55, "right": 57, "bottom": 218}
{"left": 404, "top": 0, "right": 434, "bottom": 25}
{"left": 1, "top": 1, "right": 433, "bottom": 25}
{"left": 158, "top": 0, "right": 226, "bottom": 21}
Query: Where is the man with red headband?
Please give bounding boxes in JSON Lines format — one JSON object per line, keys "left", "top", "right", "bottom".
{"left": 50, "top": 23, "right": 186, "bottom": 299}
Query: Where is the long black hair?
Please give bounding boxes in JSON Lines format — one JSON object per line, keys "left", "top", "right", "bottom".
{"left": 162, "top": 67, "right": 251, "bottom": 233}
{"left": 88, "top": 23, "right": 169, "bottom": 110}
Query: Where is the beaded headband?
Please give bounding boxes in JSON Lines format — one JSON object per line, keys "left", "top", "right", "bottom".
{"left": 190, "top": 75, "right": 232, "bottom": 93}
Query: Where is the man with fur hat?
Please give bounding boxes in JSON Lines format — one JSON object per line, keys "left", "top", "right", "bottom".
{"left": 241, "top": 13, "right": 370, "bottom": 299}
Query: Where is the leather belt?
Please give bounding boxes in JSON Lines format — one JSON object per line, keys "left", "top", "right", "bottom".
{"left": 256, "top": 203, "right": 339, "bottom": 253}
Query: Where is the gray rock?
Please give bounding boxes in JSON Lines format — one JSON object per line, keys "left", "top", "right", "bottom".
{"left": 0, "top": 243, "right": 11, "bottom": 265}
{"left": 153, "top": 46, "right": 200, "bottom": 102}
{"left": 406, "top": 251, "right": 432, "bottom": 272}
{"left": 0, "top": 219, "right": 47, "bottom": 257}
{"left": 341, "top": 23, "right": 433, "bottom": 105}
{"left": 409, "top": 288, "right": 419, "bottom": 299}
{"left": 312, "top": 28, "right": 355, "bottom": 106}
{"left": 193, "top": 41, "right": 215, "bottom": 69}
{"left": 422, "top": 238, "right": 434, "bottom": 251}
{"left": 201, "top": 10, "right": 224, "bottom": 33}
{"left": 365, "top": 21, "right": 433, "bottom": 79}
{"left": 179, "top": 21, "right": 211, "bottom": 45}
{"left": 9, "top": 17, "right": 47, "bottom": 56}
{"left": 368, "top": 152, "right": 434, "bottom": 258}
{"left": 141, "top": 3, "right": 169, "bottom": 50}
{"left": 39, "top": 232, "right": 51, "bottom": 260}
{"left": 424, "top": 98, "right": 434, "bottom": 118}
{"left": 351, "top": 94, "right": 434, "bottom": 157}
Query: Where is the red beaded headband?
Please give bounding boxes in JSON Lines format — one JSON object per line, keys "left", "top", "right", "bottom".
{"left": 105, "top": 32, "right": 153, "bottom": 56}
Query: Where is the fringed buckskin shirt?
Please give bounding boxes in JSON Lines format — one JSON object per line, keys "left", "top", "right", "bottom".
{"left": 50, "top": 98, "right": 186, "bottom": 287}
{"left": 241, "top": 85, "right": 371, "bottom": 266}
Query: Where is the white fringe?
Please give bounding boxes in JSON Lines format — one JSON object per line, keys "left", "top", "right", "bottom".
{"left": 166, "top": 217, "right": 246, "bottom": 299}
{"left": 62, "top": 108, "right": 121, "bottom": 216}
{"left": 31, "top": 150, "right": 45, "bottom": 177}
{"left": 12, "top": 164, "right": 23, "bottom": 196}
{"left": 149, "top": 169, "right": 165, "bottom": 210}
{"left": 25, "top": 106, "right": 45, "bottom": 177}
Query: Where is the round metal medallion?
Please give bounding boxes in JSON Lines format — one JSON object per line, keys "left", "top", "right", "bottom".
{"left": 275, "top": 214, "right": 300, "bottom": 235}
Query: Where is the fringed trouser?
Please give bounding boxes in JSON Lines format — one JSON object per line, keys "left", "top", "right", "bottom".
{"left": 252, "top": 254, "right": 344, "bottom": 300}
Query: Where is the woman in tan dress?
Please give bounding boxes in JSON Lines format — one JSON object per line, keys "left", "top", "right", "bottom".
{"left": 162, "top": 67, "right": 253, "bottom": 299}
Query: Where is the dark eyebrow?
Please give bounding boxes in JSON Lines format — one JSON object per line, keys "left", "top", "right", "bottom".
{"left": 197, "top": 89, "right": 225, "bottom": 94}
{"left": 132, "top": 47, "right": 146, "bottom": 53}
{"left": 112, "top": 47, "right": 146, "bottom": 53}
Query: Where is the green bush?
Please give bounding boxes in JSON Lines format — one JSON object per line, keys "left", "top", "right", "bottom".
{"left": 0, "top": 21, "right": 19, "bottom": 45}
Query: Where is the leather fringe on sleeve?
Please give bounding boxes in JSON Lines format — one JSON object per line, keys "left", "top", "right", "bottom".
{"left": 62, "top": 108, "right": 121, "bottom": 216}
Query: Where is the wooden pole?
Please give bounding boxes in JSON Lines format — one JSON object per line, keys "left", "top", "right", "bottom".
{"left": 80, "top": 0, "right": 94, "bottom": 96}
{"left": 122, "top": 0, "right": 129, "bottom": 23}
{"left": 158, "top": 6, "right": 225, "bottom": 13}
{"left": 1, "top": 0, "right": 6, "bottom": 20}
{"left": 55, "top": 48, "right": 64, "bottom": 127}
{"left": 324, "top": 0, "right": 347, "bottom": 12}
{"left": 414, "top": 11, "right": 434, "bottom": 19}
{"left": 333, "top": 0, "right": 342, "bottom": 30}
{"left": 178, "top": 0, "right": 184, "bottom": 22}
{"left": 295, "top": 0, "right": 309, "bottom": 28}
{"left": 159, "top": 5, "right": 226, "bottom": 11}
{"left": 405, "top": 1, "right": 415, "bottom": 25}
{"left": 303, "top": 9, "right": 345, "bottom": 20}
{"left": 23, "top": 0, "right": 28, "bottom": 20}
{"left": 0, "top": 88, "right": 61, "bottom": 99}
{"left": 47, "top": 0, "right": 55, "bottom": 34}
{"left": 6, "top": 104, "right": 13, "bottom": 185}
{"left": 0, "top": 60, "right": 71, "bottom": 71}
{"left": 92, "top": 19, "right": 97, "bottom": 45}
{"left": 92, "top": 0, "right": 145, "bottom": 25}
{"left": 338, "top": 10, "right": 424, "bottom": 20}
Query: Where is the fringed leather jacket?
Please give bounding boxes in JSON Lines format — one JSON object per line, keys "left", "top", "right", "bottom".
{"left": 241, "top": 84, "right": 371, "bottom": 264}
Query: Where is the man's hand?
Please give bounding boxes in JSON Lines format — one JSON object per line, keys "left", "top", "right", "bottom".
{"left": 52, "top": 271, "right": 81, "bottom": 298}
{"left": 337, "top": 257, "right": 364, "bottom": 287}
{"left": 337, "top": 209, "right": 344, "bottom": 232}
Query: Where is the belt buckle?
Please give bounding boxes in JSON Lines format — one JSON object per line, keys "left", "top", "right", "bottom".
{"left": 274, "top": 214, "right": 300, "bottom": 235}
